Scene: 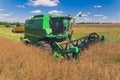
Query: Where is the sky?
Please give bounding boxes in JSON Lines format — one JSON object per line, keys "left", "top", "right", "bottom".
{"left": 0, "top": 0, "right": 120, "bottom": 23}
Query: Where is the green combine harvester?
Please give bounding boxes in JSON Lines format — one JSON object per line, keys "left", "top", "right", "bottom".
{"left": 21, "top": 12, "right": 105, "bottom": 59}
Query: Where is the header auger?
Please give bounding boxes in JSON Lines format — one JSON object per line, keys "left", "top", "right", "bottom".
{"left": 21, "top": 12, "right": 105, "bottom": 59}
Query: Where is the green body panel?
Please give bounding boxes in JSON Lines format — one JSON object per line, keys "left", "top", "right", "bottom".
{"left": 46, "top": 33, "right": 69, "bottom": 39}
{"left": 24, "top": 14, "right": 71, "bottom": 44}
{"left": 43, "top": 14, "right": 50, "bottom": 29}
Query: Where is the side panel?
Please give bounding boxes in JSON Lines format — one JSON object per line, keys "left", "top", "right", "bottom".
{"left": 24, "top": 15, "right": 52, "bottom": 44}
{"left": 24, "top": 18, "right": 44, "bottom": 44}
{"left": 43, "top": 14, "right": 50, "bottom": 29}
{"left": 43, "top": 15, "right": 52, "bottom": 35}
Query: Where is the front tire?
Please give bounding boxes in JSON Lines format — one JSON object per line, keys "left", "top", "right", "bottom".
{"left": 37, "top": 41, "right": 52, "bottom": 51}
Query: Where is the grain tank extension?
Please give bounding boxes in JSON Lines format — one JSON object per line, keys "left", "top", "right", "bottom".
{"left": 21, "top": 12, "right": 105, "bottom": 59}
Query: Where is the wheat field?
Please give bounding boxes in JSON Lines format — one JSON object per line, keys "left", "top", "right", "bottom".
{"left": 0, "top": 24, "right": 120, "bottom": 80}
{"left": 72, "top": 24, "right": 120, "bottom": 42}
{"left": 0, "top": 37, "right": 120, "bottom": 80}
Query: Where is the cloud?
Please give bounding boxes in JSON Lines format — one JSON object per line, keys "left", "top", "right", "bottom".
{"left": 87, "top": 12, "right": 91, "bottom": 14}
{"left": 0, "top": 8, "right": 4, "bottom": 11}
{"left": 102, "top": 16, "right": 108, "bottom": 19}
{"left": 30, "top": 10, "right": 42, "bottom": 14}
{"left": 16, "top": 5, "right": 25, "bottom": 8}
{"left": 75, "top": 14, "right": 108, "bottom": 23}
{"left": 0, "top": 17, "right": 24, "bottom": 23}
{"left": 0, "top": 16, "right": 28, "bottom": 23}
{"left": 0, "top": 13, "right": 13, "bottom": 19}
{"left": 82, "top": 14, "right": 88, "bottom": 17}
{"left": 83, "top": 17, "right": 92, "bottom": 21}
{"left": 7, "top": 17, "right": 19, "bottom": 21}
{"left": 75, "top": 17, "right": 93, "bottom": 23}
{"left": 0, "top": 13, "right": 11, "bottom": 18}
{"left": 94, "top": 5, "right": 102, "bottom": 8}
{"left": 81, "top": 12, "right": 91, "bottom": 17}
{"left": 118, "top": 13, "right": 120, "bottom": 15}
{"left": 48, "top": 10, "right": 62, "bottom": 15}
{"left": 28, "top": 0, "right": 59, "bottom": 7}
{"left": 0, "top": 12, "right": 26, "bottom": 23}
{"left": 94, "top": 14, "right": 107, "bottom": 20}
{"left": 94, "top": 14, "right": 103, "bottom": 17}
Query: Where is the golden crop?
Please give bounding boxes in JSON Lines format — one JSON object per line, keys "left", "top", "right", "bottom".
{"left": 0, "top": 37, "right": 120, "bottom": 80}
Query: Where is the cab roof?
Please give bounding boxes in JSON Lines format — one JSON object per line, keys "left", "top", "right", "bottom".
{"left": 32, "top": 14, "right": 72, "bottom": 19}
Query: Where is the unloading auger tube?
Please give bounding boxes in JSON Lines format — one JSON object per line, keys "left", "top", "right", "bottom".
{"left": 68, "top": 12, "right": 82, "bottom": 36}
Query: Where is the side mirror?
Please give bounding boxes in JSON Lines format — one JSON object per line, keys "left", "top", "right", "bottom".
{"left": 78, "top": 12, "right": 82, "bottom": 17}
{"left": 68, "top": 14, "right": 71, "bottom": 17}
{"left": 79, "top": 14, "right": 82, "bottom": 17}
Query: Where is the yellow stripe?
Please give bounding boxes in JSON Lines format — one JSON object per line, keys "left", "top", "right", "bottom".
{"left": 25, "top": 33, "right": 40, "bottom": 38}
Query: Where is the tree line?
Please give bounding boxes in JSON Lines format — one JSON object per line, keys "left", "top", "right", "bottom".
{"left": 0, "top": 21, "right": 24, "bottom": 27}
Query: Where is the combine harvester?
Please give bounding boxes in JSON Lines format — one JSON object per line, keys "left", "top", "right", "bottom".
{"left": 21, "top": 12, "right": 105, "bottom": 59}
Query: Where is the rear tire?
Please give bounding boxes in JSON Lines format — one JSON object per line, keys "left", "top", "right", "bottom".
{"left": 24, "top": 40, "right": 30, "bottom": 45}
{"left": 12, "top": 29, "right": 15, "bottom": 33}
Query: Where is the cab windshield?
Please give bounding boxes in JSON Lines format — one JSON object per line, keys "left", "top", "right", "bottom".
{"left": 63, "top": 19, "right": 69, "bottom": 27}
{"left": 50, "top": 18, "right": 70, "bottom": 35}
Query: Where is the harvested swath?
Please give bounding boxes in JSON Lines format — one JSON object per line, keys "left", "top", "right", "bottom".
{"left": 0, "top": 37, "right": 120, "bottom": 80}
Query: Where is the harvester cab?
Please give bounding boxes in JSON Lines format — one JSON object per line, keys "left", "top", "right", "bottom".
{"left": 50, "top": 16, "right": 70, "bottom": 35}
{"left": 21, "top": 12, "right": 104, "bottom": 59}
